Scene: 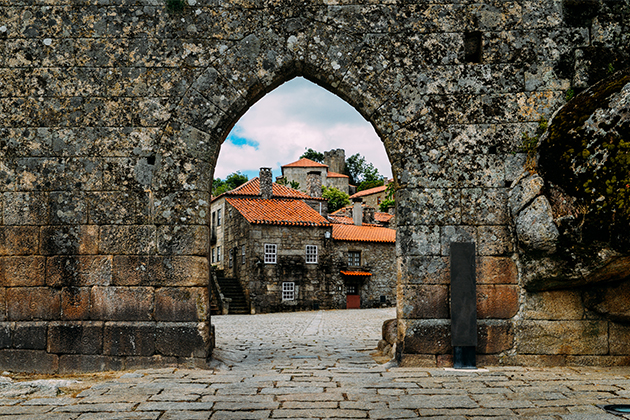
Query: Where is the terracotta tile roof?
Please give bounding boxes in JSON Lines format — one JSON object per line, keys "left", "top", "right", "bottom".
{"left": 329, "top": 213, "right": 392, "bottom": 226}
{"left": 213, "top": 177, "right": 326, "bottom": 202}
{"left": 340, "top": 270, "right": 372, "bottom": 276}
{"left": 375, "top": 212, "right": 394, "bottom": 223}
{"left": 332, "top": 224, "right": 395, "bottom": 243}
{"left": 349, "top": 185, "right": 387, "bottom": 199}
{"left": 282, "top": 158, "right": 329, "bottom": 168}
{"left": 226, "top": 197, "right": 331, "bottom": 227}
{"left": 327, "top": 171, "right": 349, "bottom": 178}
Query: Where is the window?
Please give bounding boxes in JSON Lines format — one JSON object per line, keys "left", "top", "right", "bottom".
{"left": 305, "top": 245, "right": 317, "bottom": 264}
{"left": 282, "top": 282, "right": 295, "bottom": 301}
{"left": 229, "top": 249, "right": 233, "bottom": 268}
{"left": 217, "top": 246, "right": 221, "bottom": 262}
{"left": 241, "top": 245, "right": 246, "bottom": 264}
{"left": 264, "top": 244, "right": 277, "bottom": 264}
{"left": 212, "top": 211, "right": 216, "bottom": 226}
{"left": 217, "top": 209, "right": 222, "bottom": 226}
{"left": 211, "top": 248, "right": 215, "bottom": 263}
{"left": 348, "top": 251, "right": 361, "bottom": 266}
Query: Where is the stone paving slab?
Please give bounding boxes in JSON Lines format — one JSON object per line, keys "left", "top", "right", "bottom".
{"left": 0, "top": 309, "right": 628, "bottom": 419}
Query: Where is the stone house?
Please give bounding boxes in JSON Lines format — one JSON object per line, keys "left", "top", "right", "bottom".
{"left": 210, "top": 169, "right": 396, "bottom": 313}
{"left": 349, "top": 184, "right": 389, "bottom": 209}
{"left": 280, "top": 156, "right": 351, "bottom": 195}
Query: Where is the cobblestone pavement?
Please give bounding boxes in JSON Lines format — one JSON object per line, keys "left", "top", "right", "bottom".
{"left": 1, "top": 308, "right": 630, "bottom": 419}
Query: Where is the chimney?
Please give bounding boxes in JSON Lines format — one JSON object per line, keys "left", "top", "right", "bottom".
{"left": 306, "top": 171, "right": 322, "bottom": 198}
{"left": 353, "top": 198, "right": 363, "bottom": 226}
{"left": 259, "top": 167, "right": 273, "bottom": 199}
{"left": 363, "top": 206, "right": 375, "bottom": 225}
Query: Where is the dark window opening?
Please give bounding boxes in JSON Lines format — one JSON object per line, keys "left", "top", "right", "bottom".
{"left": 464, "top": 31, "right": 482, "bottom": 64}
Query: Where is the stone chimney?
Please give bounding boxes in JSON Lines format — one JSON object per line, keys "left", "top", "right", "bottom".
{"left": 363, "top": 206, "right": 375, "bottom": 225}
{"left": 306, "top": 171, "right": 322, "bottom": 198}
{"left": 353, "top": 198, "right": 363, "bottom": 226}
{"left": 324, "top": 149, "right": 345, "bottom": 174}
{"left": 259, "top": 167, "right": 272, "bottom": 199}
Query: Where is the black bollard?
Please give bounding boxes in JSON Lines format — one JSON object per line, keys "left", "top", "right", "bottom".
{"left": 450, "top": 242, "right": 477, "bottom": 369}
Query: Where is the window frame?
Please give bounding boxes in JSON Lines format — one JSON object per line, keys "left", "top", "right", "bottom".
{"left": 264, "top": 244, "right": 277, "bottom": 264}
{"left": 217, "top": 245, "right": 221, "bottom": 262}
{"left": 305, "top": 245, "right": 318, "bottom": 264}
{"left": 348, "top": 251, "right": 361, "bottom": 266}
{"left": 282, "top": 282, "right": 295, "bottom": 301}
{"left": 211, "top": 248, "right": 215, "bottom": 264}
{"left": 228, "top": 249, "right": 233, "bottom": 268}
{"left": 241, "top": 245, "right": 246, "bottom": 264}
{"left": 217, "top": 208, "right": 222, "bottom": 226}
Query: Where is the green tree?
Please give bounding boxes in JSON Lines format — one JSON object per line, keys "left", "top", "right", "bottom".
{"left": 379, "top": 182, "right": 396, "bottom": 212}
{"left": 357, "top": 179, "right": 385, "bottom": 192}
{"left": 277, "top": 178, "right": 300, "bottom": 190}
{"left": 322, "top": 186, "right": 350, "bottom": 213}
{"left": 344, "top": 153, "right": 384, "bottom": 186}
{"left": 300, "top": 148, "right": 325, "bottom": 163}
{"left": 212, "top": 171, "right": 249, "bottom": 196}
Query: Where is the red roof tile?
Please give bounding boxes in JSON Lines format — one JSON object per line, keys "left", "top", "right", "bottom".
{"left": 282, "top": 158, "right": 329, "bottom": 168}
{"left": 226, "top": 197, "right": 331, "bottom": 227}
{"left": 327, "top": 171, "right": 349, "bottom": 178}
{"left": 332, "top": 224, "right": 395, "bottom": 243}
{"left": 349, "top": 185, "right": 387, "bottom": 199}
{"left": 340, "top": 270, "right": 372, "bottom": 276}
{"left": 213, "top": 177, "right": 326, "bottom": 202}
{"left": 375, "top": 212, "right": 394, "bottom": 223}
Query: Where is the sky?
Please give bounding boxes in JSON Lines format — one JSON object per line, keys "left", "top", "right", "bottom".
{"left": 214, "top": 77, "right": 392, "bottom": 181}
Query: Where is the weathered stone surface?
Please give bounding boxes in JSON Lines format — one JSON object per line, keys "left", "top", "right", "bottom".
{"left": 59, "top": 354, "right": 123, "bottom": 373}
{"left": 0, "top": 349, "right": 58, "bottom": 373}
{"left": 103, "top": 322, "right": 155, "bottom": 357}
{"left": 461, "top": 188, "right": 509, "bottom": 225}
{"left": 476, "top": 225, "right": 514, "bottom": 256}
{"left": 508, "top": 173, "right": 544, "bottom": 216}
{"left": 477, "top": 285, "right": 519, "bottom": 319}
{"left": 0, "top": 227, "right": 39, "bottom": 256}
{"left": 47, "top": 321, "right": 103, "bottom": 355}
{"left": 516, "top": 320, "right": 608, "bottom": 355}
{"left": 477, "top": 320, "right": 514, "bottom": 354}
{"left": 156, "top": 322, "right": 211, "bottom": 358}
{"left": 382, "top": 318, "right": 397, "bottom": 345}
{"left": 3, "top": 192, "right": 49, "bottom": 225}
{"left": 399, "top": 319, "right": 451, "bottom": 355}
{"left": 112, "top": 256, "right": 208, "bottom": 287}
{"left": 609, "top": 323, "right": 630, "bottom": 356}
{"left": 399, "top": 285, "right": 449, "bottom": 320}
{"left": 583, "top": 279, "right": 630, "bottom": 323}
{"left": 61, "top": 287, "right": 91, "bottom": 321}
{"left": 12, "top": 321, "right": 47, "bottom": 350}
{"left": 515, "top": 196, "right": 559, "bottom": 253}
{"left": 40, "top": 225, "right": 98, "bottom": 255}
{"left": 7, "top": 287, "right": 60, "bottom": 321}
{"left": 154, "top": 287, "right": 208, "bottom": 322}
{"left": 398, "top": 256, "right": 449, "bottom": 285}
{"left": 99, "top": 226, "right": 156, "bottom": 255}
{"left": 522, "top": 290, "right": 584, "bottom": 320}
{"left": 91, "top": 287, "right": 153, "bottom": 322}
{"left": 0, "top": 256, "right": 45, "bottom": 287}
{"left": 477, "top": 256, "right": 517, "bottom": 284}
{"left": 46, "top": 256, "right": 112, "bottom": 287}
{"left": 157, "top": 225, "right": 209, "bottom": 256}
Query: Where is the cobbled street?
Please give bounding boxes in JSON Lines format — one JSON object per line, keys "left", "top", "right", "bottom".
{"left": 0, "top": 308, "right": 630, "bottom": 419}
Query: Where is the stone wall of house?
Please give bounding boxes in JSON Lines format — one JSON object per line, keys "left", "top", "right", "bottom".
{"left": 331, "top": 240, "right": 396, "bottom": 308}
{"left": 326, "top": 176, "right": 350, "bottom": 195}
{"left": 0, "top": 0, "right": 629, "bottom": 371}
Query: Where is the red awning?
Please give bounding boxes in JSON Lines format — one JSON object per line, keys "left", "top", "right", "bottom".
{"left": 340, "top": 270, "right": 372, "bottom": 276}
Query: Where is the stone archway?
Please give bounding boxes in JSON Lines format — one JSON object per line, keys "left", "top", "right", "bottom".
{"left": 1, "top": 1, "right": 628, "bottom": 372}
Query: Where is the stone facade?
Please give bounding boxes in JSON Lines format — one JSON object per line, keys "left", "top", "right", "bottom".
{"left": 282, "top": 155, "right": 351, "bottom": 194}
{"left": 0, "top": 0, "right": 629, "bottom": 371}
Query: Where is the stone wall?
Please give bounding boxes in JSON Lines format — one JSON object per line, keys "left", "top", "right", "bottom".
{"left": 0, "top": 0, "right": 629, "bottom": 371}
{"left": 332, "top": 240, "right": 396, "bottom": 308}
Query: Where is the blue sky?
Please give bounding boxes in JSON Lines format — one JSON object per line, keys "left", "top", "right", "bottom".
{"left": 214, "top": 77, "right": 392, "bottom": 181}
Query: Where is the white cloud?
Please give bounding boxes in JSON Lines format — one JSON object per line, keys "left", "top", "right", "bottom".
{"left": 214, "top": 77, "right": 392, "bottom": 181}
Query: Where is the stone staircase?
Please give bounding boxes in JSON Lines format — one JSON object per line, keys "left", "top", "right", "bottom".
{"left": 216, "top": 277, "right": 249, "bottom": 314}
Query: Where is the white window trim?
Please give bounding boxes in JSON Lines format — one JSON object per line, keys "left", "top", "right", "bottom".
{"left": 217, "top": 246, "right": 221, "bottom": 262}
{"left": 348, "top": 251, "right": 361, "bottom": 266}
{"left": 282, "top": 282, "right": 295, "bottom": 301}
{"left": 264, "top": 244, "right": 277, "bottom": 264}
{"left": 305, "top": 245, "right": 318, "bottom": 264}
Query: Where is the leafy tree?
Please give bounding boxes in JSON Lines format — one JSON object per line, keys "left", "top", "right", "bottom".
{"left": 300, "top": 148, "right": 325, "bottom": 163}
{"left": 212, "top": 171, "right": 249, "bottom": 196}
{"left": 344, "top": 153, "right": 384, "bottom": 186}
{"left": 379, "top": 182, "right": 396, "bottom": 212}
{"left": 322, "top": 186, "right": 350, "bottom": 213}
